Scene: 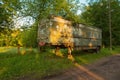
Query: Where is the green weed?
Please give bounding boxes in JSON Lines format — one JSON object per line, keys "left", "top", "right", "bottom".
{"left": 73, "top": 47, "right": 120, "bottom": 64}
{"left": 0, "top": 47, "right": 73, "bottom": 80}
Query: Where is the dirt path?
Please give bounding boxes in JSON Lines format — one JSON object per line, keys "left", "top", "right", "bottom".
{"left": 43, "top": 54, "right": 120, "bottom": 80}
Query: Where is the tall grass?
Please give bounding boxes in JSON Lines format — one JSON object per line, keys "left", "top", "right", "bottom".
{"left": 0, "top": 47, "right": 120, "bottom": 80}
{"left": 73, "top": 47, "right": 120, "bottom": 64}
{"left": 0, "top": 47, "right": 73, "bottom": 80}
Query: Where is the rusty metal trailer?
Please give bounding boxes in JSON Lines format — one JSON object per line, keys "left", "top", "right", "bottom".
{"left": 38, "top": 16, "right": 102, "bottom": 54}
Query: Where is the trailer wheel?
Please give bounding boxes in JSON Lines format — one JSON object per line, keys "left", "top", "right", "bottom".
{"left": 96, "top": 46, "right": 101, "bottom": 53}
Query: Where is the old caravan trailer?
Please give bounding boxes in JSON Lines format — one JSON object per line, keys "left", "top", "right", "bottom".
{"left": 38, "top": 16, "right": 102, "bottom": 54}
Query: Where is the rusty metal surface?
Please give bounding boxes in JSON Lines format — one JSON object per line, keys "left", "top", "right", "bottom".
{"left": 38, "top": 16, "right": 102, "bottom": 48}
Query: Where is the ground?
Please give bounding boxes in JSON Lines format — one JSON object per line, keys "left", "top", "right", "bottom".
{"left": 42, "top": 54, "right": 120, "bottom": 80}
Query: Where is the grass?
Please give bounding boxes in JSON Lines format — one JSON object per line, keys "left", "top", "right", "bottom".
{"left": 73, "top": 47, "right": 120, "bottom": 64}
{"left": 0, "top": 47, "right": 73, "bottom": 80}
{"left": 0, "top": 46, "right": 120, "bottom": 80}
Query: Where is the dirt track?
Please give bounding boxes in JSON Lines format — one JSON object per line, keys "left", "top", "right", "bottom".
{"left": 43, "top": 54, "right": 120, "bottom": 80}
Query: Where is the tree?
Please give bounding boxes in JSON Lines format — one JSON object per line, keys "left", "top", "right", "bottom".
{"left": 17, "top": 0, "right": 82, "bottom": 48}
{"left": 81, "top": 0, "right": 120, "bottom": 46}
{"left": 0, "top": 0, "right": 82, "bottom": 47}
{"left": 20, "top": 23, "right": 38, "bottom": 47}
{"left": 0, "top": 0, "right": 22, "bottom": 30}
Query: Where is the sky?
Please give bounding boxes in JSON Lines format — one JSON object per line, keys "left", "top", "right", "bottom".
{"left": 80, "top": 0, "right": 88, "bottom": 4}
{"left": 77, "top": 0, "right": 88, "bottom": 14}
{"left": 14, "top": 16, "right": 34, "bottom": 28}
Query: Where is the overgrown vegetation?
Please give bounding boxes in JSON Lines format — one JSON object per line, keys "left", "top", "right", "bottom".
{"left": 0, "top": 47, "right": 120, "bottom": 80}
{"left": 73, "top": 47, "right": 120, "bottom": 64}
{"left": 0, "top": 0, "right": 120, "bottom": 47}
{"left": 81, "top": 0, "right": 120, "bottom": 46}
{"left": 0, "top": 47, "right": 73, "bottom": 80}
{"left": 0, "top": 0, "right": 81, "bottom": 48}
{"left": 0, "top": 0, "right": 120, "bottom": 79}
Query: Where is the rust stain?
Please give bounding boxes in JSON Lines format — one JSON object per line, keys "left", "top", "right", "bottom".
{"left": 49, "top": 16, "right": 73, "bottom": 48}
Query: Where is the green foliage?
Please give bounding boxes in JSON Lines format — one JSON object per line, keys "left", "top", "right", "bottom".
{"left": 0, "top": 0, "right": 22, "bottom": 30}
{"left": 20, "top": 23, "right": 38, "bottom": 47}
{"left": 0, "top": 0, "right": 82, "bottom": 47}
{"left": 18, "top": 0, "right": 82, "bottom": 48}
{"left": 0, "top": 29, "right": 20, "bottom": 47}
{"left": 0, "top": 47, "right": 73, "bottom": 80}
{"left": 17, "top": 0, "right": 81, "bottom": 22}
{"left": 81, "top": 0, "right": 120, "bottom": 46}
{"left": 0, "top": 46, "right": 120, "bottom": 80}
{"left": 73, "top": 47, "right": 120, "bottom": 64}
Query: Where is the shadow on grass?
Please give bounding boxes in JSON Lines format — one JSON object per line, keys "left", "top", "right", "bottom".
{"left": 0, "top": 47, "right": 37, "bottom": 60}
{"left": 72, "top": 50, "right": 94, "bottom": 56}
{"left": 71, "top": 48, "right": 117, "bottom": 65}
